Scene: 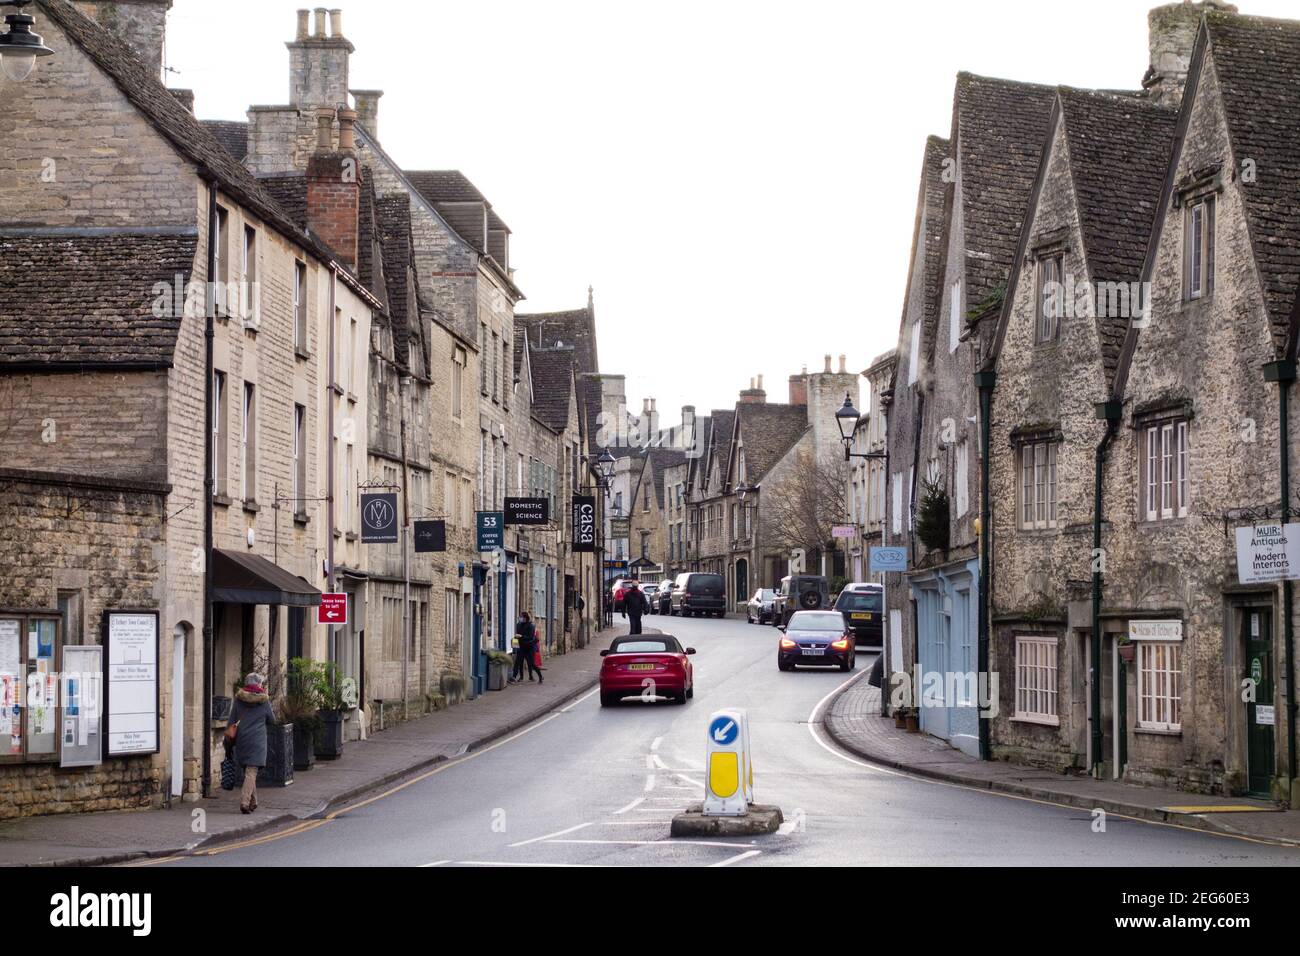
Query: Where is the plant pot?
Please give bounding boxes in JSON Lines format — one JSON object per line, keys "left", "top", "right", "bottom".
{"left": 904, "top": 714, "right": 920, "bottom": 733}
{"left": 1118, "top": 643, "right": 1136, "bottom": 664}
{"left": 292, "top": 723, "right": 317, "bottom": 770}
{"left": 316, "top": 709, "right": 345, "bottom": 760}
{"left": 258, "top": 722, "right": 295, "bottom": 787}
{"left": 487, "top": 660, "right": 508, "bottom": 691}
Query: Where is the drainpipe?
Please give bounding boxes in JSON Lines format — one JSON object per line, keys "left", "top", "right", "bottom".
{"left": 327, "top": 265, "right": 337, "bottom": 664}
{"left": 974, "top": 371, "right": 995, "bottom": 761}
{"left": 1264, "top": 359, "right": 1297, "bottom": 802}
{"left": 200, "top": 173, "right": 218, "bottom": 798}
{"left": 1091, "top": 399, "right": 1123, "bottom": 776}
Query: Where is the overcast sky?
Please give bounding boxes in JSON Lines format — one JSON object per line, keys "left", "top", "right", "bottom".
{"left": 165, "top": 0, "right": 1294, "bottom": 425}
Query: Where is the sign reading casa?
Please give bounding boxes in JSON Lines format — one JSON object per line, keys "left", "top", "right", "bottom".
{"left": 572, "top": 495, "right": 596, "bottom": 552}
{"left": 1235, "top": 522, "right": 1300, "bottom": 584}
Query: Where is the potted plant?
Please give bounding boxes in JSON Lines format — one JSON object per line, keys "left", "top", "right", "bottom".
{"left": 282, "top": 658, "right": 323, "bottom": 771}
{"left": 894, "top": 706, "right": 920, "bottom": 733}
{"left": 314, "top": 661, "right": 347, "bottom": 760}
{"left": 1118, "top": 636, "right": 1136, "bottom": 664}
{"left": 484, "top": 650, "right": 513, "bottom": 691}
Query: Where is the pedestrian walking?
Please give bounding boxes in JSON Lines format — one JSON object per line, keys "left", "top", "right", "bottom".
{"left": 511, "top": 612, "right": 544, "bottom": 683}
{"left": 225, "top": 672, "right": 274, "bottom": 814}
{"left": 624, "top": 583, "right": 648, "bottom": 635}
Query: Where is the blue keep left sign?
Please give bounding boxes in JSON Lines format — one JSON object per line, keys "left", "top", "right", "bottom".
{"left": 709, "top": 715, "right": 738, "bottom": 746}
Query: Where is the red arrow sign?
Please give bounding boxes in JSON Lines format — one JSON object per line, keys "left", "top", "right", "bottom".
{"left": 318, "top": 593, "right": 347, "bottom": 625}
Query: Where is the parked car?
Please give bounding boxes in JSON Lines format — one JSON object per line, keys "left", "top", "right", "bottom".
{"left": 642, "top": 583, "right": 660, "bottom": 614}
{"left": 609, "top": 578, "right": 637, "bottom": 613}
{"left": 774, "top": 574, "right": 831, "bottom": 626}
{"left": 670, "top": 572, "right": 727, "bottom": 617}
{"left": 657, "top": 582, "right": 675, "bottom": 615}
{"left": 835, "top": 583, "right": 883, "bottom": 646}
{"left": 746, "top": 588, "right": 778, "bottom": 624}
{"left": 778, "top": 610, "right": 856, "bottom": 671}
{"left": 600, "top": 635, "right": 696, "bottom": 706}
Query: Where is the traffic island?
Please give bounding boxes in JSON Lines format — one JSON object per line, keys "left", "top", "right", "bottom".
{"left": 671, "top": 803, "right": 783, "bottom": 837}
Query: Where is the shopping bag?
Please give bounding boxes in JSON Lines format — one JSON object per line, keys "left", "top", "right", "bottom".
{"left": 220, "top": 755, "right": 239, "bottom": 791}
{"left": 533, "top": 648, "right": 543, "bottom": 669}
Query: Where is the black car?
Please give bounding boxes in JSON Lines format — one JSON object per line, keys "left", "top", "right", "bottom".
{"left": 775, "top": 574, "right": 830, "bottom": 626}
{"left": 778, "top": 611, "right": 856, "bottom": 671}
{"left": 657, "top": 582, "right": 675, "bottom": 615}
{"left": 835, "top": 585, "right": 884, "bottom": 647}
{"left": 670, "top": 572, "right": 727, "bottom": 617}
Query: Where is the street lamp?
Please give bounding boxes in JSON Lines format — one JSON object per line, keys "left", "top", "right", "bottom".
{"left": 835, "top": 393, "right": 885, "bottom": 462}
{"left": 596, "top": 449, "right": 616, "bottom": 484}
{"left": 0, "top": 2, "right": 54, "bottom": 82}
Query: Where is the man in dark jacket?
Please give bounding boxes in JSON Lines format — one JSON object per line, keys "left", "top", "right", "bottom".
{"left": 511, "top": 612, "right": 543, "bottom": 683}
{"left": 623, "top": 583, "right": 648, "bottom": 635}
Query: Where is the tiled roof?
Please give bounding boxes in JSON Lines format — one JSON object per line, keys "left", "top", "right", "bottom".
{"left": 578, "top": 374, "right": 605, "bottom": 455}
{"left": 404, "top": 170, "right": 511, "bottom": 246}
{"left": 643, "top": 448, "right": 688, "bottom": 508}
{"left": 256, "top": 174, "right": 307, "bottom": 231}
{"left": 1058, "top": 87, "right": 1178, "bottom": 382}
{"left": 35, "top": 1, "right": 328, "bottom": 268}
{"left": 201, "top": 120, "right": 248, "bottom": 163}
{"left": 953, "top": 72, "right": 1056, "bottom": 323}
{"left": 705, "top": 409, "right": 736, "bottom": 488}
{"left": 1205, "top": 12, "right": 1300, "bottom": 355}
{"left": 529, "top": 347, "right": 578, "bottom": 433}
{"left": 375, "top": 193, "right": 418, "bottom": 368}
{"left": 735, "top": 403, "right": 810, "bottom": 484}
{"left": 0, "top": 232, "right": 197, "bottom": 369}
{"left": 517, "top": 307, "right": 599, "bottom": 376}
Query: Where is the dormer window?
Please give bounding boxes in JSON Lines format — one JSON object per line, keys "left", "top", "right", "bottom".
{"left": 1185, "top": 196, "right": 1215, "bottom": 301}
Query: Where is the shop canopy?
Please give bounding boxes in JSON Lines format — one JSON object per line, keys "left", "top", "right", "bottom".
{"left": 212, "top": 549, "right": 322, "bottom": 607}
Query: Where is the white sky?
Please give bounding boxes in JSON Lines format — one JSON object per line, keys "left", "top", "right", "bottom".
{"left": 164, "top": 0, "right": 1296, "bottom": 425}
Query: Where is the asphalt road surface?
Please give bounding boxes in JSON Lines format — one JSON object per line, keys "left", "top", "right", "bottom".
{"left": 157, "top": 614, "right": 1300, "bottom": 867}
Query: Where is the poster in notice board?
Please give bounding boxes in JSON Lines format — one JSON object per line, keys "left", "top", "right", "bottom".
{"left": 61, "top": 645, "right": 103, "bottom": 768}
{"left": 103, "top": 611, "right": 159, "bottom": 757}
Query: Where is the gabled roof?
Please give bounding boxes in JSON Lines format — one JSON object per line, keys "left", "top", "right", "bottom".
{"left": 703, "top": 409, "right": 736, "bottom": 490}
{"left": 951, "top": 73, "right": 1057, "bottom": 325}
{"left": 35, "top": 1, "right": 331, "bottom": 269}
{"left": 904, "top": 136, "right": 949, "bottom": 371}
{"left": 0, "top": 231, "right": 197, "bottom": 370}
{"left": 1059, "top": 87, "right": 1178, "bottom": 382}
{"left": 517, "top": 305, "right": 600, "bottom": 377}
{"left": 405, "top": 170, "right": 511, "bottom": 242}
{"left": 734, "top": 403, "right": 810, "bottom": 484}
{"left": 375, "top": 193, "right": 421, "bottom": 368}
{"left": 642, "top": 448, "right": 688, "bottom": 508}
{"left": 1204, "top": 12, "right": 1300, "bottom": 356}
{"left": 201, "top": 120, "right": 248, "bottom": 163}
{"left": 529, "top": 347, "right": 578, "bottom": 434}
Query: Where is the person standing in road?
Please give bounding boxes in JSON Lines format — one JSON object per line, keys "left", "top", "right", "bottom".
{"left": 225, "top": 672, "right": 274, "bottom": 814}
{"left": 624, "top": 583, "right": 648, "bottom": 635}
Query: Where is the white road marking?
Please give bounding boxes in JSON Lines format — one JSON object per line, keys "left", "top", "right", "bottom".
{"left": 710, "top": 849, "right": 762, "bottom": 867}
{"left": 460, "top": 860, "right": 597, "bottom": 867}
{"left": 612, "top": 796, "right": 645, "bottom": 815}
{"left": 805, "top": 669, "right": 900, "bottom": 776}
{"left": 507, "top": 821, "right": 594, "bottom": 848}
{"left": 651, "top": 736, "right": 663, "bottom": 752}
{"left": 550, "top": 839, "right": 756, "bottom": 849}
{"left": 644, "top": 774, "right": 656, "bottom": 792}
{"left": 418, "top": 860, "right": 452, "bottom": 867}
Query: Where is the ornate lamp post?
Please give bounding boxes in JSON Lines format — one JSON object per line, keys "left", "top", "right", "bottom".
{"left": 0, "top": 2, "right": 55, "bottom": 82}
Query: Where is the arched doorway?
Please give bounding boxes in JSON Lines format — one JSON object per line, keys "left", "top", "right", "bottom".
{"left": 735, "top": 559, "right": 749, "bottom": 607}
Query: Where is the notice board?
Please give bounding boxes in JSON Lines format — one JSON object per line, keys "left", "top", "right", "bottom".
{"left": 102, "top": 611, "right": 159, "bottom": 757}
{"left": 60, "top": 645, "right": 103, "bottom": 768}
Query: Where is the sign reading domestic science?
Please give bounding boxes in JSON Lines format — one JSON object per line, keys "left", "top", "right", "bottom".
{"left": 505, "top": 497, "right": 550, "bottom": 526}
{"left": 1235, "top": 522, "right": 1300, "bottom": 584}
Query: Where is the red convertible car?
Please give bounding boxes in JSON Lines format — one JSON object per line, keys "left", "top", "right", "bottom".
{"left": 600, "top": 635, "right": 696, "bottom": 707}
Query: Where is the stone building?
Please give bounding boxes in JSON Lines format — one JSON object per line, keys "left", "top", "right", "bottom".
{"left": 629, "top": 448, "right": 688, "bottom": 584}
{"left": 0, "top": 0, "right": 396, "bottom": 812}
{"left": 847, "top": 351, "right": 896, "bottom": 583}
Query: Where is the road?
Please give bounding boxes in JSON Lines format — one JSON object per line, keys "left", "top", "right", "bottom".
{"left": 160, "top": 614, "right": 1300, "bottom": 867}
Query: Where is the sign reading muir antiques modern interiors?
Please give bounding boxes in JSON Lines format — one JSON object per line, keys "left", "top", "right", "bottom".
{"left": 1235, "top": 522, "right": 1300, "bottom": 584}
{"left": 360, "top": 492, "right": 400, "bottom": 544}
{"left": 476, "top": 511, "right": 505, "bottom": 552}
{"left": 505, "top": 496, "right": 550, "bottom": 526}
{"left": 102, "top": 611, "right": 159, "bottom": 758}
{"left": 414, "top": 519, "right": 447, "bottom": 553}
{"left": 572, "top": 495, "right": 596, "bottom": 552}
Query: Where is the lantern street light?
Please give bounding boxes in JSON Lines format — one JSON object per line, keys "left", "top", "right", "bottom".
{"left": 0, "top": 2, "right": 55, "bottom": 83}
{"left": 835, "top": 393, "right": 885, "bottom": 462}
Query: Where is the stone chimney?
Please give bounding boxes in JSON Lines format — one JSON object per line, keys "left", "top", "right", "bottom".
{"left": 681, "top": 406, "right": 698, "bottom": 453}
{"left": 740, "top": 375, "right": 767, "bottom": 405}
{"left": 74, "top": 1, "right": 173, "bottom": 77}
{"left": 1143, "top": 1, "right": 1236, "bottom": 108}
{"left": 789, "top": 368, "right": 809, "bottom": 406}
{"left": 838, "top": 355, "right": 847, "bottom": 374}
{"left": 351, "top": 89, "right": 383, "bottom": 140}
{"left": 306, "top": 107, "right": 360, "bottom": 269}
{"left": 288, "top": 7, "right": 355, "bottom": 108}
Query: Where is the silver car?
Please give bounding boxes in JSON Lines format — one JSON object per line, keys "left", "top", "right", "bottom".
{"left": 746, "top": 588, "right": 778, "bottom": 624}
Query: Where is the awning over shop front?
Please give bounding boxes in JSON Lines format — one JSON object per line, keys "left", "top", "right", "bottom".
{"left": 212, "top": 549, "right": 322, "bottom": 607}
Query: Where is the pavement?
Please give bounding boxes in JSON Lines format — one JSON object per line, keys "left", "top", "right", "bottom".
{"left": 0, "top": 629, "right": 614, "bottom": 867}
{"left": 824, "top": 672, "right": 1300, "bottom": 846}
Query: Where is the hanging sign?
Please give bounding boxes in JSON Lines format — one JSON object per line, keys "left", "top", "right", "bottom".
{"left": 505, "top": 497, "right": 550, "bottom": 526}
{"left": 103, "top": 611, "right": 159, "bottom": 757}
{"left": 361, "top": 492, "right": 399, "bottom": 544}
{"left": 476, "top": 511, "right": 504, "bottom": 552}
{"left": 572, "top": 495, "right": 596, "bottom": 553}
{"left": 1235, "top": 522, "right": 1300, "bottom": 584}
{"left": 414, "top": 519, "right": 447, "bottom": 553}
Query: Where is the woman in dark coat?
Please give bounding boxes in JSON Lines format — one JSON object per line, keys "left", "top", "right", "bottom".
{"left": 511, "top": 612, "right": 543, "bottom": 684}
{"left": 226, "top": 672, "right": 274, "bottom": 813}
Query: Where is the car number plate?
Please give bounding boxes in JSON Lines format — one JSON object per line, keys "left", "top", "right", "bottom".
{"left": 851, "top": 613, "right": 873, "bottom": 621}
{"left": 802, "top": 648, "right": 825, "bottom": 656}
{"left": 627, "top": 663, "right": 656, "bottom": 671}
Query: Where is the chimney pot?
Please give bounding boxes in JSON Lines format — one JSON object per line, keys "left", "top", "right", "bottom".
{"left": 330, "top": 8, "right": 344, "bottom": 37}
{"left": 839, "top": 355, "right": 847, "bottom": 374}
{"left": 315, "top": 107, "right": 335, "bottom": 150}
{"left": 313, "top": 7, "right": 328, "bottom": 37}
{"left": 337, "top": 107, "right": 357, "bottom": 152}
{"left": 824, "top": 355, "right": 833, "bottom": 373}
{"left": 757, "top": 374, "right": 763, "bottom": 390}
{"left": 296, "top": 9, "right": 310, "bottom": 40}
